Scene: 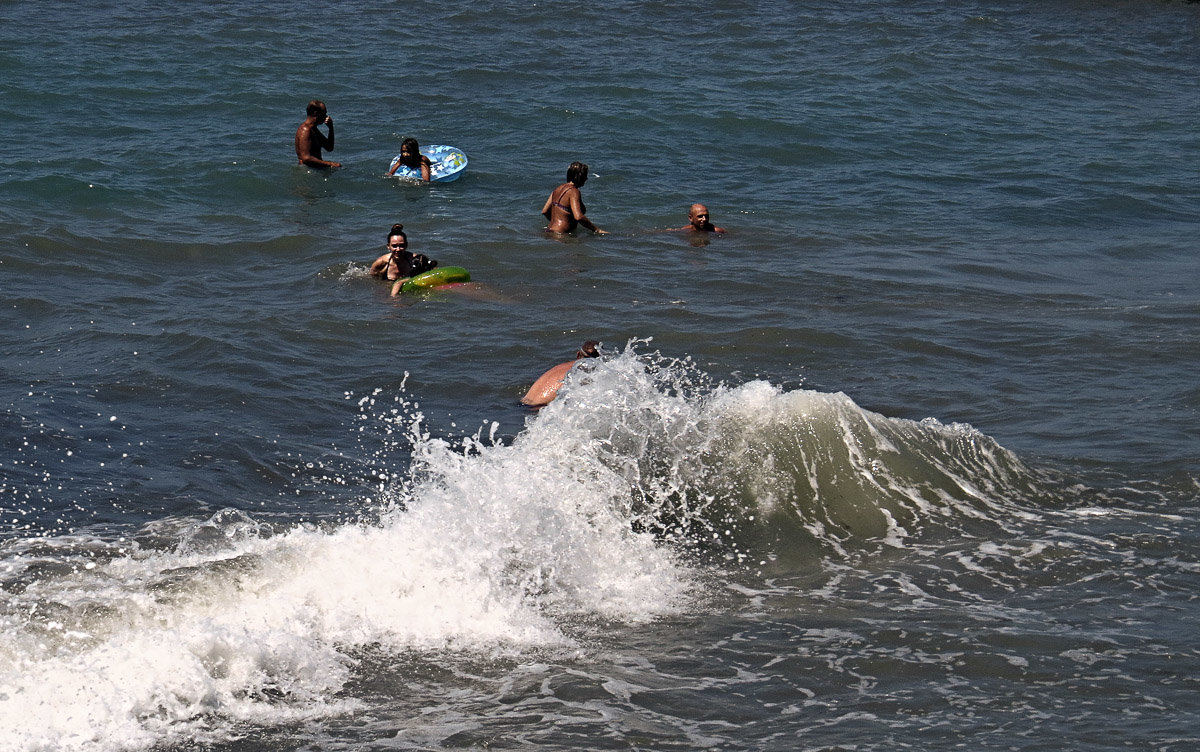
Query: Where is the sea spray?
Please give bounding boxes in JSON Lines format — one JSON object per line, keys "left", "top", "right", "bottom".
{"left": 513, "top": 343, "right": 1049, "bottom": 570}
{"left": 0, "top": 345, "right": 1055, "bottom": 751}
{"left": 0, "top": 366, "right": 697, "bottom": 751}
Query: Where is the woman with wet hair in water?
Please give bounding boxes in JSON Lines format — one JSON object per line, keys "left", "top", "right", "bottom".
{"left": 368, "top": 224, "right": 438, "bottom": 291}
{"left": 541, "top": 161, "right": 606, "bottom": 235}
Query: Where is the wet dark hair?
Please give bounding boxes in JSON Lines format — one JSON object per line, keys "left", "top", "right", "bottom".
{"left": 386, "top": 223, "right": 407, "bottom": 245}
{"left": 576, "top": 340, "right": 601, "bottom": 359}
{"left": 306, "top": 100, "right": 327, "bottom": 117}
{"left": 566, "top": 161, "right": 589, "bottom": 185}
{"left": 399, "top": 138, "right": 423, "bottom": 168}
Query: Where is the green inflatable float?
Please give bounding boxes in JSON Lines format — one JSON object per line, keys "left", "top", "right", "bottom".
{"left": 398, "top": 266, "right": 471, "bottom": 294}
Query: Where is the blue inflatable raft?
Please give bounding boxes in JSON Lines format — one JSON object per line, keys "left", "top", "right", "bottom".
{"left": 388, "top": 145, "right": 468, "bottom": 182}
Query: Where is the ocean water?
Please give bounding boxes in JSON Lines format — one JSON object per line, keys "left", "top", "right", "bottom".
{"left": 2, "top": 1, "right": 1199, "bottom": 750}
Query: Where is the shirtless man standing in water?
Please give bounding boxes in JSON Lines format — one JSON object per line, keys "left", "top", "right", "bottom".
{"left": 295, "top": 100, "right": 341, "bottom": 169}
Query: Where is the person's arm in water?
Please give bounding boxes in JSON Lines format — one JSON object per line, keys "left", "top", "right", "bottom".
{"left": 569, "top": 188, "right": 606, "bottom": 234}
{"left": 390, "top": 278, "right": 412, "bottom": 297}
{"left": 387, "top": 154, "right": 433, "bottom": 181}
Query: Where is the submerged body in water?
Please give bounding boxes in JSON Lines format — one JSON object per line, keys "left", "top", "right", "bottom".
{"left": 520, "top": 340, "right": 601, "bottom": 407}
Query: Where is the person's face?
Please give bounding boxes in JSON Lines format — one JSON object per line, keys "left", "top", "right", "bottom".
{"left": 689, "top": 206, "right": 710, "bottom": 228}
{"left": 387, "top": 236, "right": 407, "bottom": 253}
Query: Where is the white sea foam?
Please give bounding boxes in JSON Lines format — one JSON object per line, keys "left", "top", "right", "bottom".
{"left": 0, "top": 346, "right": 1038, "bottom": 752}
{"left": 0, "top": 360, "right": 700, "bottom": 751}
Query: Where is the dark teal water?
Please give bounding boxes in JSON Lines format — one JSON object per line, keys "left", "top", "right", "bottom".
{"left": 2, "top": 1, "right": 1199, "bottom": 750}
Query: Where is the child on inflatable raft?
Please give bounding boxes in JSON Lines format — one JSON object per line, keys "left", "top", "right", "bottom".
{"left": 385, "top": 138, "right": 434, "bottom": 181}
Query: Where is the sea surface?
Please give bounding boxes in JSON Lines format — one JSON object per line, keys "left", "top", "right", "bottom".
{"left": 2, "top": 1, "right": 1199, "bottom": 750}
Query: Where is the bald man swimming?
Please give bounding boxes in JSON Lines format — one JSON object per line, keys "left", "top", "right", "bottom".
{"left": 676, "top": 203, "right": 725, "bottom": 233}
